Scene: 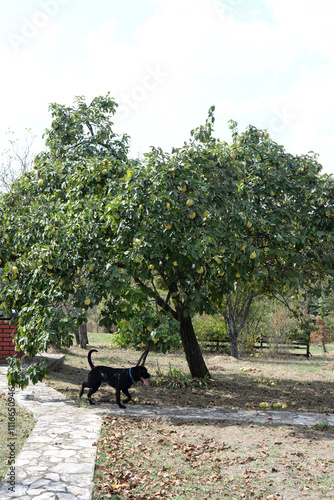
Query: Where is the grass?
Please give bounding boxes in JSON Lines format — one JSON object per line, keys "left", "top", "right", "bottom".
{"left": 314, "top": 419, "right": 331, "bottom": 431}
{"left": 0, "top": 391, "right": 36, "bottom": 482}
{"left": 154, "top": 362, "right": 214, "bottom": 389}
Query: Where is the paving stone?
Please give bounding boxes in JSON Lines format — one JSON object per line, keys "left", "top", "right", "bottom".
{"left": 66, "top": 485, "right": 91, "bottom": 497}
{"left": 45, "top": 481, "right": 68, "bottom": 492}
{"left": 57, "top": 474, "right": 93, "bottom": 487}
{"left": 1, "top": 483, "right": 28, "bottom": 497}
{"left": 25, "top": 467, "right": 48, "bottom": 474}
{"left": 29, "top": 480, "right": 53, "bottom": 489}
{"left": 43, "top": 449, "right": 77, "bottom": 458}
{"left": 29, "top": 493, "right": 59, "bottom": 500}
{"left": 56, "top": 494, "right": 80, "bottom": 500}
{"left": 21, "top": 477, "right": 42, "bottom": 486}
{"left": 93, "top": 402, "right": 334, "bottom": 427}
{"left": 44, "top": 474, "right": 60, "bottom": 482}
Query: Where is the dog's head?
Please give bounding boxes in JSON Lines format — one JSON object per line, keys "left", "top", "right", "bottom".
{"left": 131, "top": 366, "right": 151, "bottom": 386}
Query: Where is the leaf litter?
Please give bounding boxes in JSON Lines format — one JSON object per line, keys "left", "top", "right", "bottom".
{"left": 93, "top": 416, "right": 334, "bottom": 500}
{"left": 43, "top": 342, "right": 334, "bottom": 498}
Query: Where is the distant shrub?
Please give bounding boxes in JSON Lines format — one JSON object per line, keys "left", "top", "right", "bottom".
{"left": 194, "top": 314, "right": 229, "bottom": 352}
{"left": 238, "top": 330, "right": 259, "bottom": 351}
{"left": 114, "top": 315, "right": 181, "bottom": 353}
{"left": 310, "top": 317, "right": 333, "bottom": 352}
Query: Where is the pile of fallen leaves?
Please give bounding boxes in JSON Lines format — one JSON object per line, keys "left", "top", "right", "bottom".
{"left": 94, "top": 416, "right": 229, "bottom": 499}
{"left": 93, "top": 416, "right": 334, "bottom": 500}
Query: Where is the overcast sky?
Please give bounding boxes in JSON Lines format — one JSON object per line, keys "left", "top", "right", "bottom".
{"left": 1, "top": 0, "right": 333, "bottom": 174}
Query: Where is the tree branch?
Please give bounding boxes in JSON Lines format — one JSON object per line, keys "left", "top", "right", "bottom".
{"left": 133, "top": 275, "right": 178, "bottom": 319}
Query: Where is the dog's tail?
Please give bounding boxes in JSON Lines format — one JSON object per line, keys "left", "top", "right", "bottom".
{"left": 88, "top": 349, "right": 98, "bottom": 369}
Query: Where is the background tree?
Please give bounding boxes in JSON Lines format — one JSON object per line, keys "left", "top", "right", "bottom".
{"left": 263, "top": 299, "right": 298, "bottom": 347}
{"left": 310, "top": 317, "right": 332, "bottom": 352}
{"left": 1, "top": 95, "right": 334, "bottom": 388}
{"left": 273, "top": 277, "right": 334, "bottom": 354}
{"left": 315, "top": 277, "right": 334, "bottom": 326}
{"left": 0, "top": 129, "right": 36, "bottom": 192}
{"left": 217, "top": 283, "right": 258, "bottom": 358}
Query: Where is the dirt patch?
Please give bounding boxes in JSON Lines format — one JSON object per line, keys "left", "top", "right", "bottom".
{"left": 44, "top": 340, "right": 334, "bottom": 414}
{"left": 209, "top": 355, "right": 239, "bottom": 365}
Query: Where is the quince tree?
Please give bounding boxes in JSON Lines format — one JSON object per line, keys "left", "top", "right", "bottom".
{"left": 1, "top": 96, "right": 334, "bottom": 387}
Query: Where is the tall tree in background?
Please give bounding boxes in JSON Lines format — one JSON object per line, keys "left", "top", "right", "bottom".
{"left": 217, "top": 283, "right": 258, "bottom": 358}
{"left": 0, "top": 129, "right": 36, "bottom": 192}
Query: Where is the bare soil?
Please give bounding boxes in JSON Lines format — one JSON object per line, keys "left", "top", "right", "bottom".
{"left": 45, "top": 337, "right": 334, "bottom": 415}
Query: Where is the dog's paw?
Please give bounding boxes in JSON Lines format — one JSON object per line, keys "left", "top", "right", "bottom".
{"left": 118, "top": 404, "right": 126, "bottom": 409}
{"left": 89, "top": 400, "right": 96, "bottom": 405}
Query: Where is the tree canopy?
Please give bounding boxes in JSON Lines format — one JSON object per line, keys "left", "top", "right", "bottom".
{"left": 1, "top": 94, "right": 333, "bottom": 387}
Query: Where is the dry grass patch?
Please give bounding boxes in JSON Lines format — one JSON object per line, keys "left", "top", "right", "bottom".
{"left": 0, "top": 391, "right": 35, "bottom": 482}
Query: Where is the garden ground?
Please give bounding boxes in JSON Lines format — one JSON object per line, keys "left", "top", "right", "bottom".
{"left": 0, "top": 392, "right": 35, "bottom": 482}
{"left": 43, "top": 333, "right": 334, "bottom": 499}
{"left": 45, "top": 333, "right": 334, "bottom": 415}
{"left": 0, "top": 333, "right": 333, "bottom": 499}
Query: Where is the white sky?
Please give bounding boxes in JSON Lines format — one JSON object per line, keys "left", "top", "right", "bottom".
{"left": 1, "top": 0, "right": 334, "bottom": 174}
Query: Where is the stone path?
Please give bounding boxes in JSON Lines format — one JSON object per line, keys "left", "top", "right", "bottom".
{"left": 93, "top": 402, "right": 334, "bottom": 427}
{"left": 1, "top": 366, "right": 333, "bottom": 499}
{"left": 0, "top": 368, "right": 101, "bottom": 500}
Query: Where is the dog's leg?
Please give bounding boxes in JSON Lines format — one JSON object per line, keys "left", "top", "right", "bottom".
{"left": 122, "top": 388, "right": 132, "bottom": 404}
{"left": 116, "top": 388, "right": 126, "bottom": 409}
{"left": 87, "top": 382, "right": 102, "bottom": 405}
{"left": 79, "top": 382, "right": 88, "bottom": 398}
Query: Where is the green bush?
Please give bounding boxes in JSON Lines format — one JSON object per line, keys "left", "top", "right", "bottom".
{"left": 238, "top": 330, "right": 259, "bottom": 351}
{"left": 153, "top": 362, "right": 214, "bottom": 389}
{"left": 114, "top": 313, "right": 181, "bottom": 353}
{"left": 193, "top": 314, "right": 229, "bottom": 348}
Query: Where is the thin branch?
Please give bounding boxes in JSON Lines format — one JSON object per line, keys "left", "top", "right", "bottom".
{"left": 134, "top": 275, "right": 178, "bottom": 320}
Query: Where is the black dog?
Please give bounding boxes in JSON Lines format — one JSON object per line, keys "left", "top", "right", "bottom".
{"left": 79, "top": 349, "right": 151, "bottom": 409}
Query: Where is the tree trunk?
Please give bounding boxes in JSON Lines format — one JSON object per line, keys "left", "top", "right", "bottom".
{"left": 321, "top": 337, "right": 327, "bottom": 353}
{"left": 74, "top": 328, "right": 80, "bottom": 346}
{"left": 225, "top": 292, "right": 256, "bottom": 359}
{"left": 227, "top": 310, "right": 239, "bottom": 359}
{"left": 75, "top": 322, "right": 89, "bottom": 348}
{"left": 179, "top": 313, "right": 210, "bottom": 378}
